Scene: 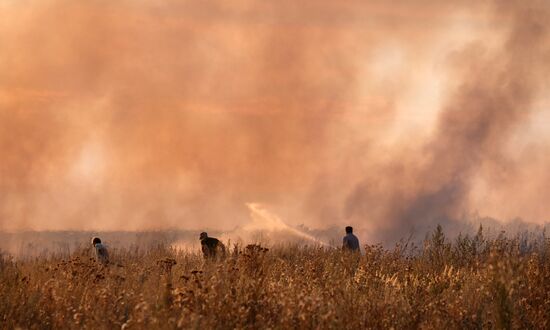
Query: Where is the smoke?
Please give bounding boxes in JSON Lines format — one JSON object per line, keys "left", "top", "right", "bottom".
{"left": 237, "top": 203, "right": 327, "bottom": 245}
{"left": 1, "top": 1, "right": 549, "bottom": 243}
{"left": 345, "top": 0, "right": 550, "bottom": 242}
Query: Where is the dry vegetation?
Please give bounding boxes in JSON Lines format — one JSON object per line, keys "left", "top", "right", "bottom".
{"left": 1, "top": 226, "right": 550, "bottom": 329}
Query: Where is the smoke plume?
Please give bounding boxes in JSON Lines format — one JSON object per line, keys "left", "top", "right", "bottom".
{"left": 1, "top": 0, "right": 549, "bottom": 243}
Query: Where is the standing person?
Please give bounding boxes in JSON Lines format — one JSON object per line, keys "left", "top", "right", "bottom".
{"left": 342, "top": 226, "right": 360, "bottom": 252}
{"left": 199, "top": 232, "right": 225, "bottom": 259}
{"left": 92, "top": 237, "right": 109, "bottom": 265}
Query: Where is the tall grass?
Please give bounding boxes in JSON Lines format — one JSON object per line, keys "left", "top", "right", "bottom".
{"left": 1, "top": 227, "right": 549, "bottom": 329}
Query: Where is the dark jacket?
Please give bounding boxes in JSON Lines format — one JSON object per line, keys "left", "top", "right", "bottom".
{"left": 342, "top": 233, "right": 360, "bottom": 252}
{"left": 201, "top": 237, "right": 225, "bottom": 258}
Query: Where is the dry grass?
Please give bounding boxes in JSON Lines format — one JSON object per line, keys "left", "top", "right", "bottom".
{"left": 1, "top": 227, "right": 550, "bottom": 329}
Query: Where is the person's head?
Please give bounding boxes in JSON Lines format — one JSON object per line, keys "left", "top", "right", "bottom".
{"left": 199, "top": 232, "right": 208, "bottom": 240}
{"left": 92, "top": 237, "right": 101, "bottom": 246}
{"left": 345, "top": 226, "right": 353, "bottom": 234}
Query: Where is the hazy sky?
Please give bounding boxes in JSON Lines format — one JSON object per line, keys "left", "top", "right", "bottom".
{"left": 1, "top": 1, "right": 549, "bottom": 242}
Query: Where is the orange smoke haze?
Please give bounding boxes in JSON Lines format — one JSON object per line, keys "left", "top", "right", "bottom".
{"left": 1, "top": 0, "right": 549, "bottom": 242}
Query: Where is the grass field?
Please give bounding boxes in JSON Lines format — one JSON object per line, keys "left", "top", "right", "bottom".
{"left": 1, "top": 226, "right": 549, "bottom": 329}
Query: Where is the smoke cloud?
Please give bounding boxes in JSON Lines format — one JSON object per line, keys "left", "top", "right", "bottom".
{"left": 1, "top": 0, "right": 549, "bottom": 243}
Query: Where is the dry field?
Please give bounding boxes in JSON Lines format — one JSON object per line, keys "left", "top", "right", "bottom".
{"left": 1, "top": 227, "right": 550, "bottom": 329}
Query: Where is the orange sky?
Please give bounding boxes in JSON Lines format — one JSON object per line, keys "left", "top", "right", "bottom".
{"left": 0, "top": 0, "right": 549, "bottom": 241}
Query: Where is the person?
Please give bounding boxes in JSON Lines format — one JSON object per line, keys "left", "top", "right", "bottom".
{"left": 342, "top": 226, "right": 360, "bottom": 252}
{"left": 91, "top": 237, "right": 109, "bottom": 265}
{"left": 199, "top": 232, "right": 225, "bottom": 259}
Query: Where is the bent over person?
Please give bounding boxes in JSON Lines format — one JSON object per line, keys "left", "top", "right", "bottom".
{"left": 342, "top": 226, "right": 360, "bottom": 252}
{"left": 199, "top": 232, "right": 225, "bottom": 258}
{"left": 92, "top": 237, "right": 109, "bottom": 265}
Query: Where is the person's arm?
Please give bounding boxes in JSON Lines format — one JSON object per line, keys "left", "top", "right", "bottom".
{"left": 201, "top": 243, "right": 209, "bottom": 257}
{"left": 353, "top": 237, "right": 360, "bottom": 251}
{"left": 101, "top": 246, "right": 109, "bottom": 258}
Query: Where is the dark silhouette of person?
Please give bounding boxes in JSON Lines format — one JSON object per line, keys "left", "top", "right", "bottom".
{"left": 342, "top": 226, "right": 360, "bottom": 252}
{"left": 199, "top": 232, "right": 225, "bottom": 258}
{"left": 91, "top": 237, "right": 109, "bottom": 264}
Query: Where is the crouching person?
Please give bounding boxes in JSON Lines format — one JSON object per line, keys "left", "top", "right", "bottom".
{"left": 199, "top": 232, "right": 225, "bottom": 259}
{"left": 92, "top": 237, "right": 109, "bottom": 265}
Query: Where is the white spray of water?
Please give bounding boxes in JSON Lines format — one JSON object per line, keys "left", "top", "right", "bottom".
{"left": 171, "top": 203, "right": 328, "bottom": 251}
{"left": 232, "top": 203, "right": 328, "bottom": 246}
